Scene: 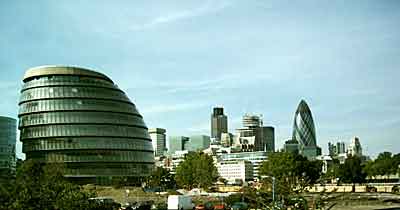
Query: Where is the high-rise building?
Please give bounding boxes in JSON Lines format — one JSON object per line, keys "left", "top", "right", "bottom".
{"left": 0, "top": 116, "right": 16, "bottom": 180}
{"left": 211, "top": 107, "right": 228, "bottom": 142}
{"left": 187, "top": 135, "right": 210, "bottom": 151}
{"left": 336, "top": 142, "right": 346, "bottom": 154}
{"left": 328, "top": 141, "right": 346, "bottom": 157}
{"left": 168, "top": 136, "right": 189, "bottom": 154}
{"left": 292, "top": 100, "right": 321, "bottom": 159}
{"left": 284, "top": 139, "right": 300, "bottom": 154}
{"left": 148, "top": 128, "right": 166, "bottom": 157}
{"left": 235, "top": 114, "right": 275, "bottom": 152}
{"left": 262, "top": 126, "right": 275, "bottom": 152}
{"left": 18, "top": 66, "right": 154, "bottom": 184}
{"left": 348, "top": 137, "right": 362, "bottom": 157}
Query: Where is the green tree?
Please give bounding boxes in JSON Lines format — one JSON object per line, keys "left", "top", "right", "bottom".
{"left": 259, "top": 152, "right": 322, "bottom": 196}
{"left": 175, "top": 152, "right": 218, "bottom": 189}
{"left": 146, "top": 166, "right": 176, "bottom": 190}
{"left": 338, "top": 155, "right": 366, "bottom": 187}
{"left": 0, "top": 160, "right": 100, "bottom": 210}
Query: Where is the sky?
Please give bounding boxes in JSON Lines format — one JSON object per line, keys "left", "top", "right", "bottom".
{"left": 0, "top": 0, "right": 399, "bottom": 159}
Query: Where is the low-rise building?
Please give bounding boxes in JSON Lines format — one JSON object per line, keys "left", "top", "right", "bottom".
{"left": 219, "top": 151, "right": 268, "bottom": 180}
{"left": 217, "top": 160, "right": 253, "bottom": 183}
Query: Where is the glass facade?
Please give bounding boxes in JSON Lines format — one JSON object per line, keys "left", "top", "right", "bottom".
{"left": 292, "top": 100, "right": 317, "bottom": 147}
{"left": 0, "top": 116, "right": 16, "bottom": 180}
{"left": 18, "top": 66, "right": 154, "bottom": 183}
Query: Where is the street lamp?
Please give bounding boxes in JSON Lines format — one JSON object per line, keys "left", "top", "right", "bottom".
{"left": 261, "top": 175, "right": 276, "bottom": 204}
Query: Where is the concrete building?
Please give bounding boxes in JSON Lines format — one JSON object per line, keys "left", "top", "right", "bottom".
{"left": 0, "top": 116, "right": 16, "bottom": 180}
{"left": 221, "top": 132, "right": 234, "bottom": 147}
{"left": 148, "top": 128, "right": 166, "bottom": 157}
{"left": 328, "top": 141, "right": 346, "bottom": 157}
{"left": 18, "top": 66, "right": 154, "bottom": 184}
{"left": 217, "top": 160, "right": 253, "bottom": 183}
{"left": 235, "top": 114, "right": 275, "bottom": 152}
{"left": 219, "top": 151, "right": 268, "bottom": 180}
{"left": 211, "top": 107, "right": 228, "bottom": 142}
{"left": 348, "top": 137, "right": 362, "bottom": 157}
{"left": 168, "top": 136, "right": 189, "bottom": 154}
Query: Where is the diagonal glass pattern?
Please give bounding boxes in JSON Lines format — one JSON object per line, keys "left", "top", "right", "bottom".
{"left": 292, "top": 100, "right": 316, "bottom": 147}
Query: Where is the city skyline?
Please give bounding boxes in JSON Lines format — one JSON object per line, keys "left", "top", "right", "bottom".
{"left": 1, "top": 1, "right": 400, "bottom": 158}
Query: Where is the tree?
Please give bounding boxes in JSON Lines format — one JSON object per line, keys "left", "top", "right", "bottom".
{"left": 0, "top": 160, "right": 101, "bottom": 210}
{"left": 338, "top": 155, "right": 366, "bottom": 190}
{"left": 259, "top": 152, "right": 322, "bottom": 197}
{"left": 175, "top": 152, "right": 218, "bottom": 189}
{"left": 146, "top": 167, "right": 176, "bottom": 190}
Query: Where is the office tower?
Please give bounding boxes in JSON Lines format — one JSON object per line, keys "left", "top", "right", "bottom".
{"left": 262, "top": 126, "right": 275, "bottom": 152}
{"left": 148, "top": 128, "right": 166, "bottom": 157}
{"left": 0, "top": 116, "right": 16, "bottom": 180}
{"left": 18, "top": 66, "right": 154, "bottom": 184}
{"left": 336, "top": 142, "right": 346, "bottom": 154}
{"left": 168, "top": 136, "right": 189, "bottom": 154}
{"left": 328, "top": 142, "right": 336, "bottom": 156}
{"left": 292, "top": 100, "right": 321, "bottom": 159}
{"left": 211, "top": 107, "right": 228, "bottom": 142}
{"left": 187, "top": 135, "right": 210, "bottom": 151}
{"left": 347, "top": 137, "right": 362, "bottom": 157}
{"left": 284, "top": 139, "right": 300, "bottom": 154}
{"left": 235, "top": 114, "right": 275, "bottom": 152}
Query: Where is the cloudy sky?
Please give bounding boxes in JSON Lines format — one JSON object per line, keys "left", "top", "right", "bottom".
{"left": 1, "top": 0, "right": 399, "bottom": 159}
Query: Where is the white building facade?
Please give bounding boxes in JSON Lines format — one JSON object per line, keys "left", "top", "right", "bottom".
{"left": 217, "top": 160, "right": 253, "bottom": 183}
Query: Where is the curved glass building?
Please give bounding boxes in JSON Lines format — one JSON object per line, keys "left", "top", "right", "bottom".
{"left": 292, "top": 100, "right": 321, "bottom": 159}
{"left": 292, "top": 100, "right": 316, "bottom": 147}
{"left": 0, "top": 116, "right": 16, "bottom": 180}
{"left": 18, "top": 66, "right": 154, "bottom": 183}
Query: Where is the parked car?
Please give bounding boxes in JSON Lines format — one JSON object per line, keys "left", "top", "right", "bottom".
{"left": 195, "top": 204, "right": 205, "bottom": 210}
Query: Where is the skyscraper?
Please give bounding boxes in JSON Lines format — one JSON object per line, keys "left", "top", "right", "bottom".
{"left": 187, "top": 135, "right": 211, "bottom": 151}
{"left": 292, "top": 100, "right": 321, "bottom": 159}
{"left": 168, "top": 136, "right": 189, "bottom": 154}
{"left": 235, "top": 114, "right": 275, "bottom": 152}
{"left": 348, "top": 137, "right": 362, "bottom": 157}
{"left": 148, "top": 128, "right": 166, "bottom": 157}
{"left": 211, "top": 107, "right": 228, "bottom": 142}
{"left": 18, "top": 66, "right": 154, "bottom": 184}
{"left": 0, "top": 116, "right": 16, "bottom": 180}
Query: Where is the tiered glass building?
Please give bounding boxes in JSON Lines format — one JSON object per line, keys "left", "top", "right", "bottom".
{"left": 18, "top": 66, "right": 154, "bottom": 184}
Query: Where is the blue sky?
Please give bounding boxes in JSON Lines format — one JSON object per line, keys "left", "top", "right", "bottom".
{"left": 1, "top": 0, "right": 399, "bottom": 159}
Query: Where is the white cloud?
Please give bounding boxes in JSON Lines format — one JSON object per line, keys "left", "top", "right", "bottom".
{"left": 130, "top": 1, "right": 232, "bottom": 31}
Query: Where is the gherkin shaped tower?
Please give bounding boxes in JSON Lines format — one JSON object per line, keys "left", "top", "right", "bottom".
{"left": 292, "top": 100, "right": 316, "bottom": 147}
{"left": 18, "top": 66, "right": 154, "bottom": 184}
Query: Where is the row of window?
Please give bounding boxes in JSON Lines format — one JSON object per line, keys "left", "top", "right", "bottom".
{"left": 23, "top": 138, "right": 153, "bottom": 152}
{"left": 20, "top": 124, "right": 149, "bottom": 139}
{"left": 63, "top": 163, "right": 153, "bottom": 176}
{"left": 19, "top": 111, "right": 144, "bottom": 127}
{"left": 19, "top": 99, "right": 137, "bottom": 115}
{"left": 20, "top": 86, "right": 129, "bottom": 103}
{"left": 23, "top": 76, "right": 116, "bottom": 91}
{"left": 29, "top": 150, "right": 153, "bottom": 163}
